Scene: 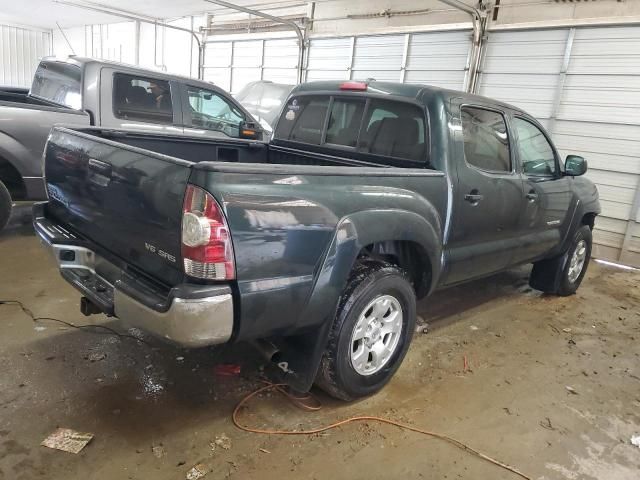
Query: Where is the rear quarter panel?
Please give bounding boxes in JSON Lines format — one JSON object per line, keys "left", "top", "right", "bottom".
{"left": 189, "top": 164, "right": 448, "bottom": 341}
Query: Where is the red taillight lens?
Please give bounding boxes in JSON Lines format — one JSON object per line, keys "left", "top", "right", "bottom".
{"left": 182, "top": 184, "right": 235, "bottom": 280}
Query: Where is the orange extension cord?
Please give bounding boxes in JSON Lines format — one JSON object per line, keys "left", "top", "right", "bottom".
{"left": 233, "top": 383, "right": 532, "bottom": 480}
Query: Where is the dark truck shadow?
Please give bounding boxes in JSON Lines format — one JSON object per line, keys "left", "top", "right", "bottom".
{"left": 2, "top": 272, "right": 536, "bottom": 444}
{"left": 0, "top": 203, "right": 34, "bottom": 240}
{"left": 1, "top": 313, "right": 266, "bottom": 442}
{"left": 417, "top": 266, "right": 534, "bottom": 331}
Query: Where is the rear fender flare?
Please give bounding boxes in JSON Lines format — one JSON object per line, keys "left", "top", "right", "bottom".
{"left": 304, "top": 208, "right": 442, "bottom": 329}
{"left": 0, "top": 132, "right": 31, "bottom": 178}
{"left": 279, "top": 209, "right": 442, "bottom": 392}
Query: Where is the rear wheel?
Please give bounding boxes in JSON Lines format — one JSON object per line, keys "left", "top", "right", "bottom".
{"left": 0, "top": 180, "right": 11, "bottom": 232}
{"left": 316, "top": 261, "right": 416, "bottom": 401}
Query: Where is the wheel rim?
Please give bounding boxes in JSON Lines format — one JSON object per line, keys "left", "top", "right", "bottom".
{"left": 350, "top": 294, "right": 403, "bottom": 376}
{"left": 567, "top": 239, "right": 588, "bottom": 283}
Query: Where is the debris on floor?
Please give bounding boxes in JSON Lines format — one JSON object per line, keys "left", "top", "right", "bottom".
{"left": 631, "top": 435, "right": 640, "bottom": 448}
{"left": 565, "top": 385, "right": 579, "bottom": 395}
{"left": 41, "top": 428, "right": 94, "bottom": 454}
{"left": 415, "top": 323, "right": 429, "bottom": 334}
{"left": 213, "top": 433, "right": 232, "bottom": 450}
{"left": 88, "top": 352, "right": 106, "bottom": 362}
{"left": 152, "top": 444, "right": 166, "bottom": 458}
{"left": 186, "top": 463, "right": 209, "bottom": 480}
{"left": 213, "top": 364, "right": 241, "bottom": 376}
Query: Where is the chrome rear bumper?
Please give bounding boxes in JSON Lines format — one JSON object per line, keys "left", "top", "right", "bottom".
{"left": 34, "top": 211, "right": 234, "bottom": 348}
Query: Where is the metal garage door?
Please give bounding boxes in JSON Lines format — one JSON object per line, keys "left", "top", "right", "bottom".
{"left": 479, "top": 26, "right": 640, "bottom": 267}
{"left": 203, "top": 37, "right": 299, "bottom": 93}
{"left": 307, "top": 29, "right": 471, "bottom": 90}
{"left": 0, "top": 24, "right": 51, "bottom": 87}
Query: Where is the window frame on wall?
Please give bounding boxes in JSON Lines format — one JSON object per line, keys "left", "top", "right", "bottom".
{"left": 512, "top": 115, "right": 560, "bottom": 178}
{"left": 112, "top": 72, "right": 175, "bottom": 125}
{"left": 273, "top": 93, "right": 431, "bottom": 168}
{"left": 460, "top": 104, "right": 513, "bottom": 175}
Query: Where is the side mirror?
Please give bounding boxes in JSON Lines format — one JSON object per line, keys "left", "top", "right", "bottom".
{"left": 239, "top": 120, "right": 263, "bottom": 141}
{"left": 565, "top": 155, "right": 587, "bottom": 176}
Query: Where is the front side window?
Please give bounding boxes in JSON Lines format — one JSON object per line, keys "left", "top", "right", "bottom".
{"left": 274, "top": 96, "right": 330, "bottom": 145}
{"left": 513, "top": 117, "right": 557, "bottom": 175}
{"left": 187, "top": 86, "right": 245, "bottom": 138}
{"left": 113, "top": 73, "right": 173, "bottom": 124}
{"left": 461, "top": 106, "right": 511, "bottom": 172}
{"left": 30, "top": 61, "right": 82, "bottom": 109}
{"left": 359, "top": 99, "right": 426, "bottom": 162}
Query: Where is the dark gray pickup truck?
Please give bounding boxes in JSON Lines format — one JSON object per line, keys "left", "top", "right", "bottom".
{"left": 34, "top": 80, "right": 600, "bottom": 400}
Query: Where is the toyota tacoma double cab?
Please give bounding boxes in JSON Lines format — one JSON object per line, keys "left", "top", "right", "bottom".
{"left": 0, "top": 56, "right": 262, "bottom": 231}
{"left": 34, "top": 80, "right": 600, "bottom": 400}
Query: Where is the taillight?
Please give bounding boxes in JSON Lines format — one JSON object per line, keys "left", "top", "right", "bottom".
{"left": 182, "top": 184, "right": 235, "bottom": 280}
{"left": 339, "top": 81, "right": 368, "bottom": 91}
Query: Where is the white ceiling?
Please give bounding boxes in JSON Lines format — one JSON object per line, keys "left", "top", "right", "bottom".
{"left": 0, "top": 0, "right": 311, "bottom": 29}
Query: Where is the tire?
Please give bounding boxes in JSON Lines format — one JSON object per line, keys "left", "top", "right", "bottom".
{"left": 529, "top": 225, "right": 592, "bottom": 296}
{"left": 0, "top": 180, "right": 11, "bottom": 232}
{"left": 557, "top": 225, "right": 592, "bottom": 296}
{"left": 316, "top": 260, "right": 416, "bottom": 401}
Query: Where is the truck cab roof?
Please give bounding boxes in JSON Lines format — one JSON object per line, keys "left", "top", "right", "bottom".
{"left": 40, "top": 56, "right": 218, "bottom": 91}
{"left": 292, "top": 80, "right": 530, "bottom": 118}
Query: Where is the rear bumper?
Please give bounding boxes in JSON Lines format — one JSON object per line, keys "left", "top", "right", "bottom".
{"left": 34, "top": 204, "right": 234, "bottom": 347}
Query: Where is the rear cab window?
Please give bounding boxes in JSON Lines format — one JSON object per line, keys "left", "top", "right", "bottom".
{"left": 274, "top": 94, "right": 430, "bottom": 168}
{"left": 113, "top": 73, "right": 173, "bottom": 124}
{"left": 30, "top": 61, "right": 82, "bottom": 109}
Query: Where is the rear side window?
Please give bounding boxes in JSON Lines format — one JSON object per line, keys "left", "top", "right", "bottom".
{"left": 461, "top": 106, "right": 510, "bottom": 172}
{"left": 30, "top": 61, "right": 82, "bottom": 109}
{"left": 359, "top": 99, "right": 426, "bottom": 162}
{"left": 275, "top": 96, "right": 329, "bottom": 145}
{"left": 113, "top": 73, "right": 173, "bottom": 124}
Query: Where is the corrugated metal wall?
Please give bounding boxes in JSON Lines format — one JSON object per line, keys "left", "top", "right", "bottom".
{"left": 204, "top": 37, "right": 299, "bottom": 93}
{"left": 306, "top": 30, "right": 471, "bottom": 89}
{"left": 0, "top": 24, "right": 51, "bottom": 88}
{"left": 205, "top": 29, "right": 472, "bottom": 93}
{"left": 479, "top": 26, "right": 640, "bottom": 267}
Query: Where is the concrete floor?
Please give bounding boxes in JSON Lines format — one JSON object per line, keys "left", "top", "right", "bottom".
{"left": 1, "top": 205, "right": 639, "bottom": 480}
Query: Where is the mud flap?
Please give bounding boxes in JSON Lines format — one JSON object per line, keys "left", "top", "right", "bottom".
{"left": 265, "top": 320, "right": 334, "bottom": 393}
{"left": 529, "top": 252, "right": 569, "bottom": 294}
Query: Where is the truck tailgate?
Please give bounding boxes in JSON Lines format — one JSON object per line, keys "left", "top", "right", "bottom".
{"left": 44, "top": 127, "right": 190, "bottom": 286}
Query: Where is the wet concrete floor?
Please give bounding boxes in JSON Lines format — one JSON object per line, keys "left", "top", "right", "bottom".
{"left": 1, "top": 205, "right": 639, "bottom": 480}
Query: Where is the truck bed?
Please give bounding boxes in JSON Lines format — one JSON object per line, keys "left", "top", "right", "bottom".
{"left": 43, "top": 126, "right": 447, "bottom": 341}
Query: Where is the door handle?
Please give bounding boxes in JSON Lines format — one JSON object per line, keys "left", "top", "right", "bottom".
{"left": 464, "top": 190, "right": 484, "bottom": 204}
{"left": 526, "top": 190, "right": 538, "bottom": 202}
